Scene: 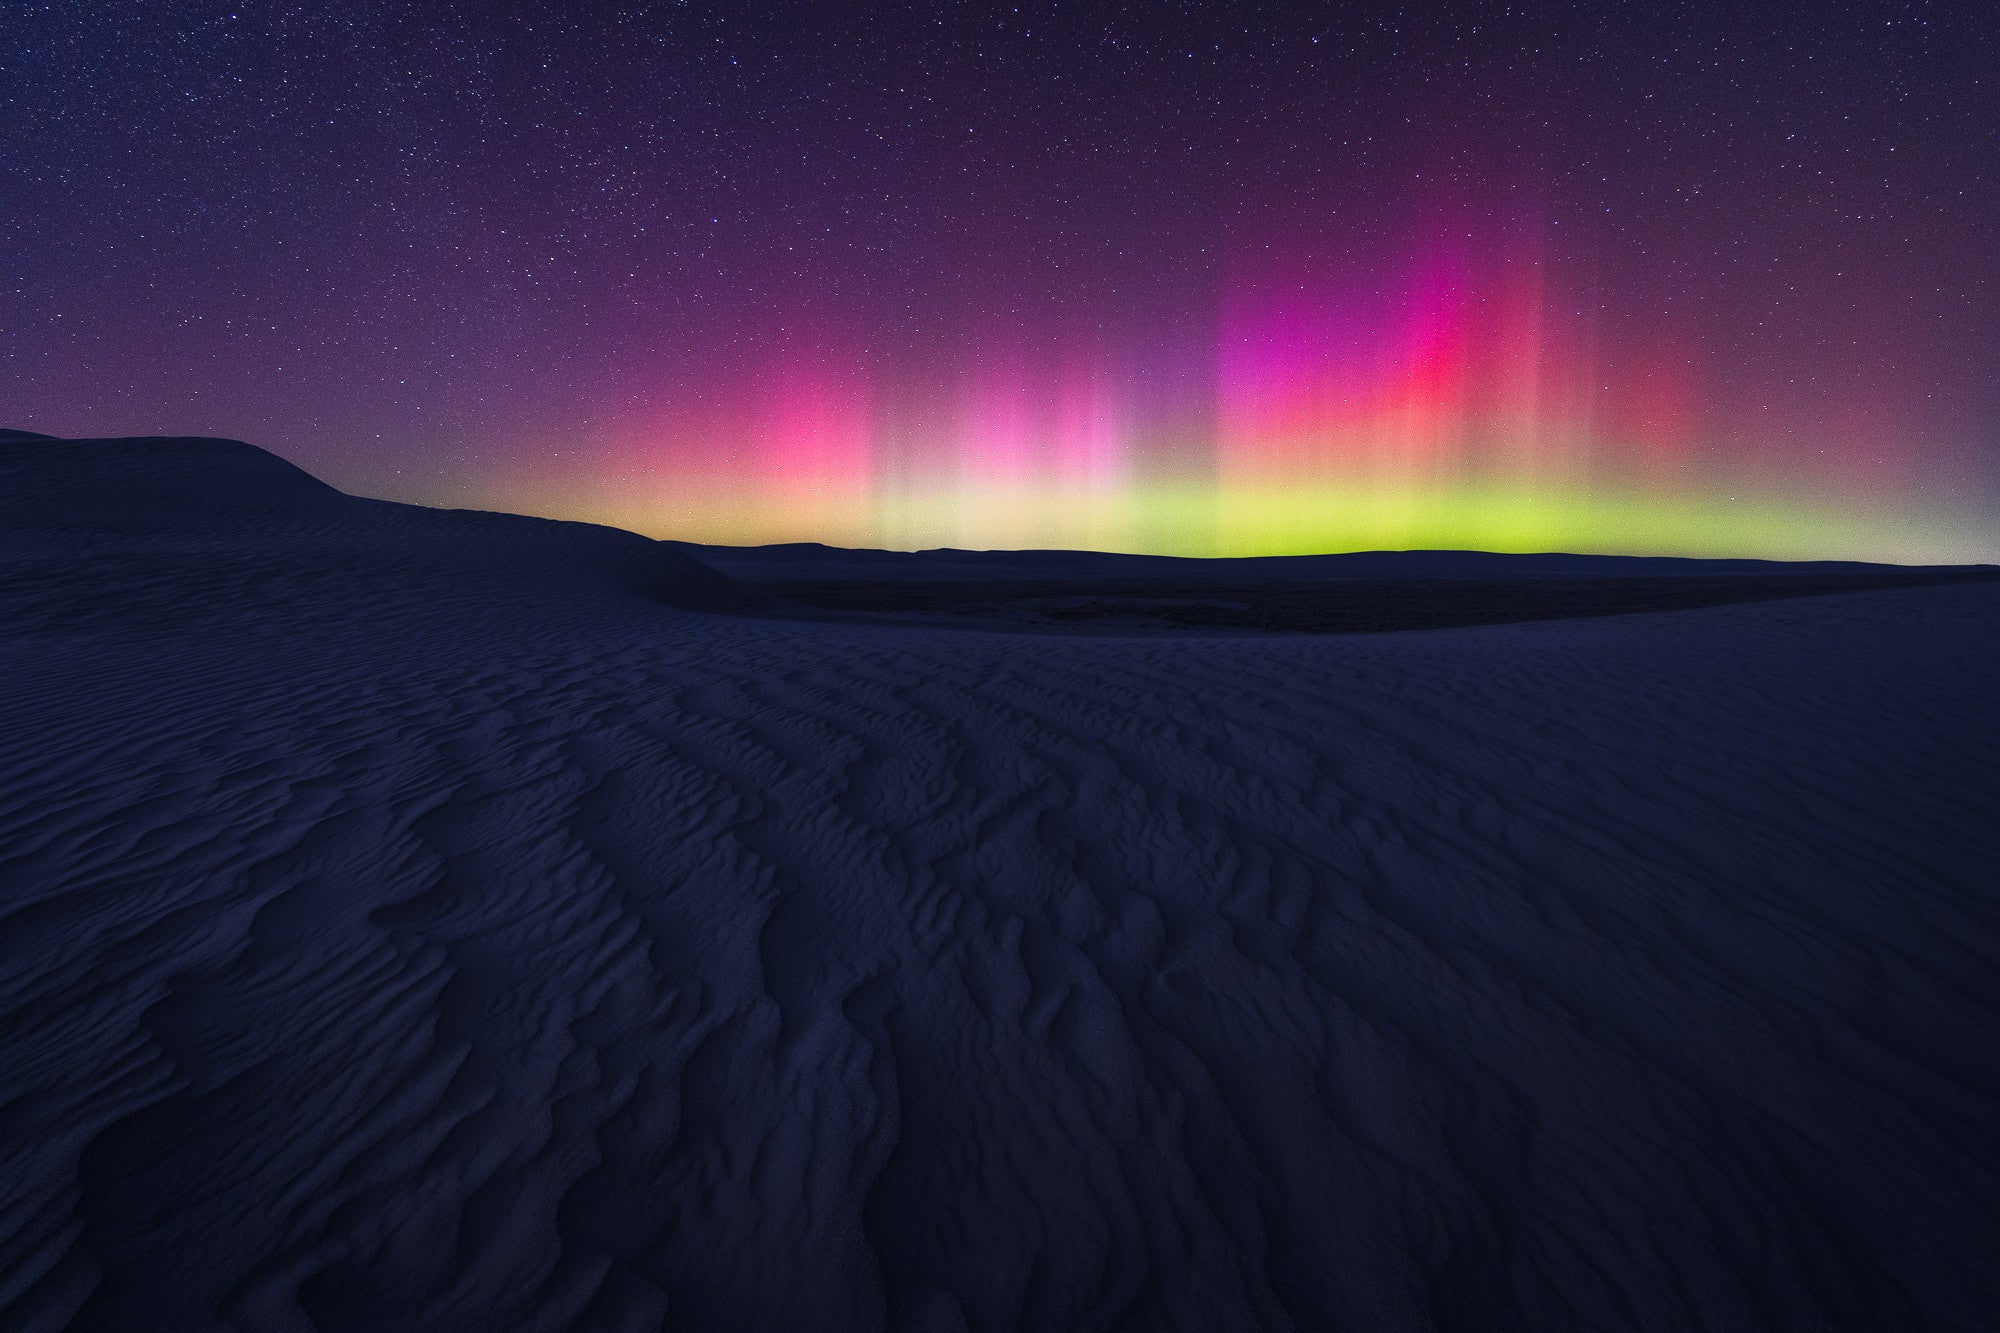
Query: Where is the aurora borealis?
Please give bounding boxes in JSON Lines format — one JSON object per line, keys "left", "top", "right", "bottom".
{"left": 6, "top": 2, "right": 1997, "bottom": 561}
{"left": 552, "top": 226, "right": 1984, "bottom": 559}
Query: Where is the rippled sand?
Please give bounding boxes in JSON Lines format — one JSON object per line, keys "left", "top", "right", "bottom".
{"left": 4, "top": 435, "right": 1997, "bottom": 1330}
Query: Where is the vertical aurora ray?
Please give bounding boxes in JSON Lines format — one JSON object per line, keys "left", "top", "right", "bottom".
{"left": 754, "top": 351, "right": 875, "bottom": 545}
{"left": 521, "top": 232, "right": 1995, "bottom": 564}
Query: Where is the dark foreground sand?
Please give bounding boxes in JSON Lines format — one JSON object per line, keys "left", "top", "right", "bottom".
{"left": 3, "top": 434, "right": 1997, "bottom": 1330}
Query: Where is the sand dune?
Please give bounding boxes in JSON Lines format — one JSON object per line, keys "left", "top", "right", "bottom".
{"left": 3, "top": 436, "right": 1997, "bottom": 1330}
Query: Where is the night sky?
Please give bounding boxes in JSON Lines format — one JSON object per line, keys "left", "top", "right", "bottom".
{"left": 6, "top": 1, "right": 1997, "bottom": 559}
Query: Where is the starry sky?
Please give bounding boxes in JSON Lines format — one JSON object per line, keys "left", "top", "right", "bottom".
{"left": 5, "top": 1, "right": 1997, "bottom": 559}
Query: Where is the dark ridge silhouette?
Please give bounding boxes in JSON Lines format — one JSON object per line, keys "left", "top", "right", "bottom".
{"left": 681, "top": 538, "right": 1999, "bottom": 635}
{"left": 680, "top": 538, "right": 1955, "bottom": 582}
{"left": 0, "top": 433, "right": 754, "bottom": 629}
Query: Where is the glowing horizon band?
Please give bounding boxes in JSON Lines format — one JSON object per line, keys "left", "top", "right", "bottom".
{"left": 476, "top": 237, "right": 1995, "bottom": 565}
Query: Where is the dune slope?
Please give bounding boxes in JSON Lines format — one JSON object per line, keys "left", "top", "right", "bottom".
{"left": 2, "top": 437, "right": 1997, "bottom": 1331}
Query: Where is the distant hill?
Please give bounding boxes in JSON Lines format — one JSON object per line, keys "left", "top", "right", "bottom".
{"left": 0, "top": 432, "right": 753, "bottom": 627}
{"left": 676, "top": 539, "right": 1946, "bottom": 585}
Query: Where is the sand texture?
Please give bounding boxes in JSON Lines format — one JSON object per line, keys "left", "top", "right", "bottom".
{"left": 3, "top": 436, "right": 1997, "bottom": 1330}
